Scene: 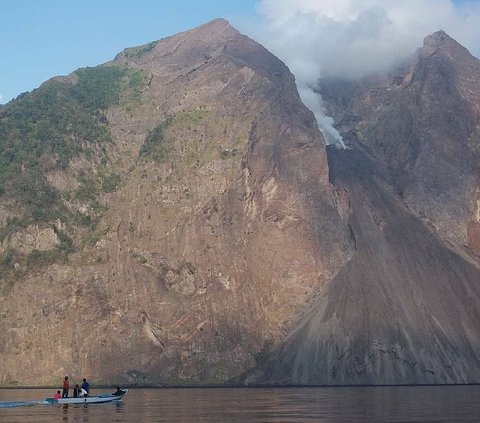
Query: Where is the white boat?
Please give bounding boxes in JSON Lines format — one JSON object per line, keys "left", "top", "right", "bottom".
{"left": 45, "top": 389, "right": 128, "bottom": 404}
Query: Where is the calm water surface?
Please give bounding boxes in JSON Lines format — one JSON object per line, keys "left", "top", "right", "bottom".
{"left": 1, "top": 385, "right": 480, "bottom": 422}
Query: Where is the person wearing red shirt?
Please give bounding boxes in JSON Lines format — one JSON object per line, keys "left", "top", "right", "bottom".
{"left": 62, "top": 376, "right": 70, "bottom": 398}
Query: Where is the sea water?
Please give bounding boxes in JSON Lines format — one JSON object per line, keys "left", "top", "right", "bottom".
{"left": 1, "top": 385, "right": 480, "bottom": 422}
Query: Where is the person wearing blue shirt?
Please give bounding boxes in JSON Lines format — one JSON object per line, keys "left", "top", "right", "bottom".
{"left": 81, "top": 378, "right": 90, "bottom": 396}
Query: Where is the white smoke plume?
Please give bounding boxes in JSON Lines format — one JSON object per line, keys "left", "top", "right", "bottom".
{"left": 246, "top": 0, "right": 480, "bottom": 147}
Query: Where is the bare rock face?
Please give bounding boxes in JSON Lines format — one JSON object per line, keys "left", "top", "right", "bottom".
{"left": 0, "top": 19, "right": 351, "bottom": 386}
{"left": 319, "top": 31, "right": 480, "bottom": 250}
{"left": 240, "top": 31, "right": 480, "bottom": 386}
{"left": 4, "top": 22, "right": 480, "bottom": 388}
{"left": 243, "top": 148, "right": 480, "bottom": 385}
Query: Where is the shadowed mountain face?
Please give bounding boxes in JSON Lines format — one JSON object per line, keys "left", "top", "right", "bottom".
{"left": 243, "top": 147, "right": 480, "bottom": 385}
{"left": 241, "top": 31, "right": 480, "bottom": 385}
{"left": 320, "top": 31, "right": 480, "bottom": 250}
{"left": 0, "top": 19, "right": 351, "bottom": 386}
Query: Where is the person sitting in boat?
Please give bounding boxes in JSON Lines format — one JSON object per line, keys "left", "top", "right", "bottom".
{"left": 73, "top": 384, "right": 81, "bottom": 398}
{"left": 53, "top": 390, "right": 62, "bottom": 400}
{"left": 81, "top": 378, "right": 90, "bottom": 396}
{"left": 111, "top": 386, "right": 126, "bottom": 396}
{"left": 80, "top": 387, "right": 88, "bottom": 397}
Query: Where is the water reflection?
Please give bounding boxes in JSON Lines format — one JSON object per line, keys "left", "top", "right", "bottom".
{"left": 61, "top": 404, "right": 69, "bottom": 422}
{"left": 1, "top": 386, "right": 480, "bottom": 422}
{"left": 57, "top": 402, "right": 91, "bottom": 423}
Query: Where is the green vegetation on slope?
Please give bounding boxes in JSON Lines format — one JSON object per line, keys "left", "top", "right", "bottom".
{"left": 139, "top": 108, "right": 213, "bottom": 166}
{"left": 0, "top": 64, "right": 148, "bottom": 272}
{"left": 72, "top": 66, "right": 148, "bottom": 109}
{"left": 140, "top": 116, "right": 174, "bottom": 163}
{"left": 0, "top": 224, "right": 74, "bottom": 290}
{"left": 121, "top": 41, "right": 158, "bottom": 59}
{"left": 0, "top": 65, "right": 146, "bottom": 194}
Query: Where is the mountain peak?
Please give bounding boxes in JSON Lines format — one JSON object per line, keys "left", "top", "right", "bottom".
{"left": 200, "top": 17, "right": 231, "bottom": 29}
{"left": 187, "top": 17, "right": 239, "bottom": 40}
{"left": 424, "top": 30, "right": 453, "bottom": 46}
{"left": 422, "top": 30, "right": 470, "bottom": 58}
{"left": 114, "top": 18, "right": 240, "bottom": 64}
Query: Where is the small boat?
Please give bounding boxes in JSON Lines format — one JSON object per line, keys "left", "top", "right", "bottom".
{"left": 45, "top": 389, "right": 128, "bottom": 405}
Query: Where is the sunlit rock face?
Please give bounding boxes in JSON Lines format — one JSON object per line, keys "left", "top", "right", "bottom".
{"left": 4, "top": 21, "right": 480, "bottom": 388}
{"left": 0, "top": 19, "right": 351, "bottom": 386}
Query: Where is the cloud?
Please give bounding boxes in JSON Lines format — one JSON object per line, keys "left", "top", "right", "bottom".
{"left": 0, "top": 94, "right": 3, "bottom": 104}
{"left": 246, "top": 0, "right": 480, "bottom": 145}
{"left": 255, "top": 0, "right": 480, "bottom": 78}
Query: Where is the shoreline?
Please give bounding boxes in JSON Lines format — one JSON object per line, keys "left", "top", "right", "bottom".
{"left": 2, "top": 382, "right": 480, "bottom": 389}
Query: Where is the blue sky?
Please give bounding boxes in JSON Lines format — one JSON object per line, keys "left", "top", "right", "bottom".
{"left": 0, "top": 0, "right": 259, "bottom": 103}
{"left": 1, "top": 0, "right": 479, "bottom": 105}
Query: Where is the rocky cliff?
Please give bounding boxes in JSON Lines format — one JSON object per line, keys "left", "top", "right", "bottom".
{"left": 243, "top": 147, "right": 480, "bottom": 385}
{"left": 2, "top": 21, "right": 480, "bottom": 387}
{"left": 0, "top": 19, "right": 351, "bottom": 386}
{"left": 320, "top": 31, "right": 480, "bottom": 250}
{"left": 242, "top": 31, "right": 480, "bottom": 385}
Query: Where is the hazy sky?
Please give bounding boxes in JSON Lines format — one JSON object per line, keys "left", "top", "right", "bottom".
{"left": 1, "top": 0, "right": 479, "bottom": 105}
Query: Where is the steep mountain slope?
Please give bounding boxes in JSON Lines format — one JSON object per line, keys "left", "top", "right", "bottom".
{"left": 0, "top": 19, "right": 351, "bottom": 385}
{"left": 3, "top": 21, "right": 480, "bottom": 388}
{"left": 320, "top": 31, "right": 480, "bottom": 250}
{"left": 242, "top": 31, "right": 480, "bottom": 385}
{"left": 243, "top": 148, "right": 480, "bottom": 385}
